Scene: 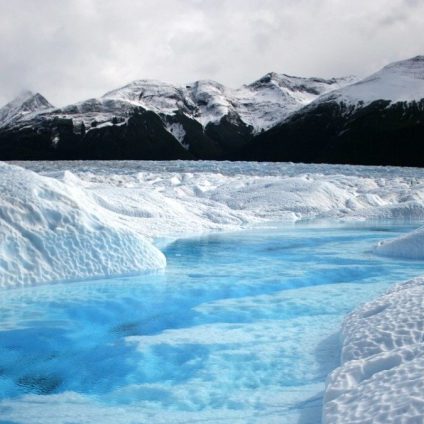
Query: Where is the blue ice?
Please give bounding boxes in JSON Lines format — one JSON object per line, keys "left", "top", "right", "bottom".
{"left": 1, "top": 223, "right": 424, "bottom": 423}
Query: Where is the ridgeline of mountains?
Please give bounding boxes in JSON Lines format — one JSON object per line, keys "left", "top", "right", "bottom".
{"left": 1, "top": 56, "right": 424, "bottom": 166}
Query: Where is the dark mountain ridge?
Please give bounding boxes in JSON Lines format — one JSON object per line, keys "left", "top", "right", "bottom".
{"left": 1, "top": 56, "right": 424, "bottom": 165}
{"left": 242, "top": 56, "right": 424, "bottom": 166}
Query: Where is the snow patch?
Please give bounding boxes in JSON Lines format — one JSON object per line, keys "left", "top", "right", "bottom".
{"left": 165, "top": 122, "right": 188, "bottom": 148}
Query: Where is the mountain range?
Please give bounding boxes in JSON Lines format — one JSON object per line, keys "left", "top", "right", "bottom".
{"left": 1, "top": 56, "right": 423, "bottom": 165}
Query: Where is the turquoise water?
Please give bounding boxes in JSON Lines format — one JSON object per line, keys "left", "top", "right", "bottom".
{"left": 1, "top": 223, "right": 424, "bottom": 423}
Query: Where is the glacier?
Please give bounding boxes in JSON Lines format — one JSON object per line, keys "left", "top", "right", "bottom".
{"left": 0, "top": 162, "right": 165, "bottom": 288}
{"left": 2, "top": 160, "right": 424, "bottom": 423}
{"left": 5, "top": 160, "right": 424, "bottom": 287}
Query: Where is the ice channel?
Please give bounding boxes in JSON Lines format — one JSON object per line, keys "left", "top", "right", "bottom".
{"left": 1, "top": 224, "right": 424, "bottom": 423}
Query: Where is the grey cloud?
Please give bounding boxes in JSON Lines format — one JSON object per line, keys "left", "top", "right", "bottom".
{"left": 0, "top": 0, "right": 423, "bottom": 107}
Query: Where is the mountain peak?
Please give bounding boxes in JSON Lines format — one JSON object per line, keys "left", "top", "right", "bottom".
{"left": 388, "top": 55, "right": 424, "bottom": 65}
{"left": 0, "top": 91, "right": 54, "bottom": 128}
{"left": 316, "top": 55, "right": 424, "bottom": 107}
{"left": 1, "top": 90, "right": 34, "bottom": 109}
{"left": 408, "top": 55, "right": 424, "bottom": 62}
{"left": 248, "top": 72, "right": 355, "bottom": 102}
{"left": 382, "top": 55, "right": 424, "bottom": 77}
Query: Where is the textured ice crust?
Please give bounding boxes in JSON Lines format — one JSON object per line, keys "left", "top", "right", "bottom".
{"left": 22, "top": 160, "right": 424, "bottom": 233}
{"left": 324, "top": 277, "right": 424, "bottom": 423}
{"left": 0, "top": 163, "right": 166, "bottom": 288}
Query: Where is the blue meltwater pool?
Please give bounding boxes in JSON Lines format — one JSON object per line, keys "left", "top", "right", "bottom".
{"left": 1, "top": 223, "right": 424, "bottom": 424}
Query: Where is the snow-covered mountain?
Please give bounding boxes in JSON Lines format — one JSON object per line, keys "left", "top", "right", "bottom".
{"left": 319, "top": 55, "right": 424, "bottom": 107}
{"left": 244, "top": 56, "right": 424, "bottom": 166}
{"left": 48, "top": 73, "right": 355, "bottom": 134}
{"left": 0, "top": 71, "right": 355, "bottom": 160}
{"left": 1, "top": 55, "right": 424, "bottom": 164}
{"left": 0, "top": 90, "right": 54, "bottom": 128}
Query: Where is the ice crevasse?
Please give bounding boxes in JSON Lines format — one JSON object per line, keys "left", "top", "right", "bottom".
{"left": 0, "top": 162, "right": 166, "bottom": 288}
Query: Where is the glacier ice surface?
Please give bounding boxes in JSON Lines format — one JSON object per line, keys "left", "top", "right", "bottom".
{"left": 3, "top": 160, "right": 424, "bottom": 423}
{"left": 2, "top": 225, "right": 424, "bottom": 424}
{"left": 324, "top": 277, "right": 424, "bottom": 423}
{"left": 0, "top": 162, "right": 165, "bottom": 288}
{"left": 5, "top": 160, "right": 424, "bottom": 287}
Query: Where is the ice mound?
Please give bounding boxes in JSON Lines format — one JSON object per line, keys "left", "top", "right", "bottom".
{"left": 375, "top": 226, "right": 424, "bottom": 259}
{"left": 323, "top": 277, "right": 424, "bottom": 423}
{"left": 0, "top": 163, "right": 165, "bottom": 288}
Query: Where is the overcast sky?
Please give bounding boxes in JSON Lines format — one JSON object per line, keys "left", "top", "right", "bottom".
{"left": 1, "top": 0, "right": 423, "bottom": 107}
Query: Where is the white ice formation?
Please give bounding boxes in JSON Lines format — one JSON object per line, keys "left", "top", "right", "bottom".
{"left": 2, "top": 160, "right": 424, "bottom": 288}
{"left": 324, "top": 277, "right": 424, "bottom": 423}
{"left": 0, "top": 162, "right": 165, "bottom": 288}
{"left": 375, "top": 226, "right": 424, "bottom": 260}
